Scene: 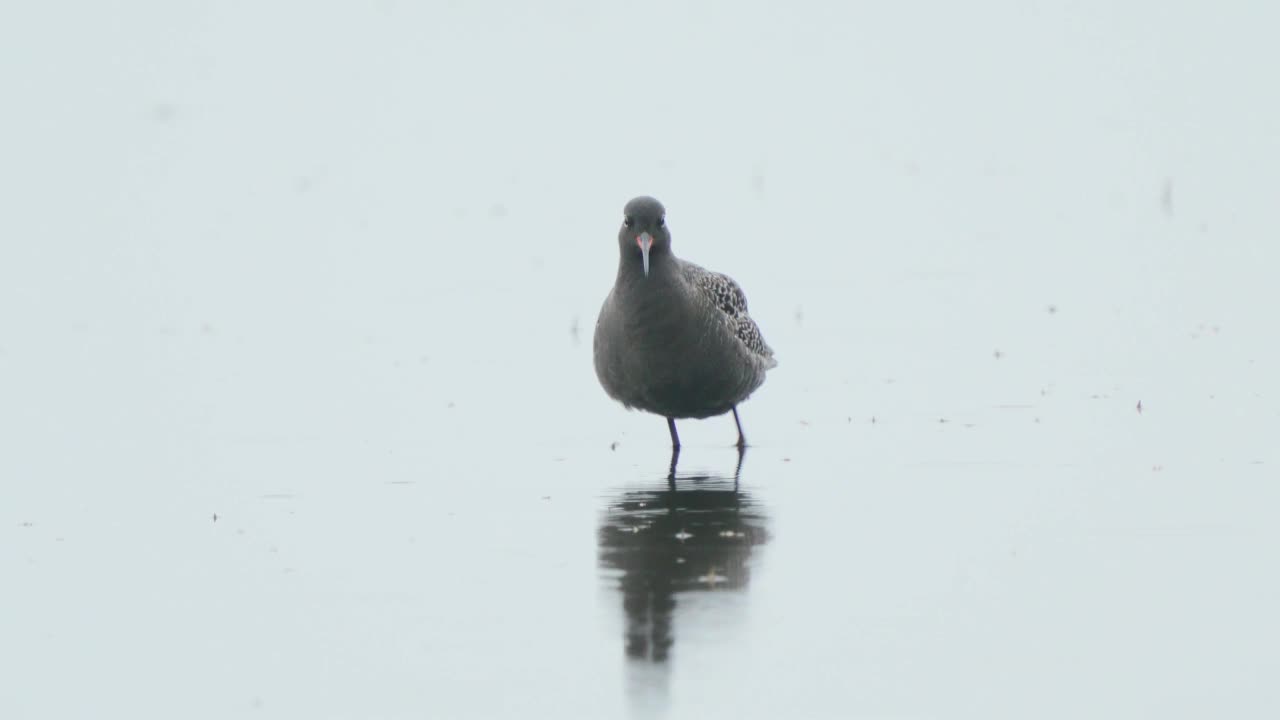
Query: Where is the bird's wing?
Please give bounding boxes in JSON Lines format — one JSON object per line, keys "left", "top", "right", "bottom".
{"left": 685, "top": 263, "right": 777, "bottom": 365}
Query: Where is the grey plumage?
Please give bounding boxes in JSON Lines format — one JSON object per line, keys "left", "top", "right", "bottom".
{"left": 593, "top": 196, "right": 775, "bottom": 447}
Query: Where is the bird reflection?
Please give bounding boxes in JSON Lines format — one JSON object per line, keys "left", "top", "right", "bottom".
{"left": 598, "top": 447, "right": 771, "bottom": 663}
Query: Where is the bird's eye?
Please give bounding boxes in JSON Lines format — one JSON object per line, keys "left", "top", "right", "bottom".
{"left": 624, "top": 216, "right": 635, "bottom": 228}
{"left": 657, "top": 217, "right": 665, "bottom": 228}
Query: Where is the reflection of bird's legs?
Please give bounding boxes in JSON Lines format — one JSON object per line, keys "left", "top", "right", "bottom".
{"left": 667, "top": 417, "right": 681, "bottom": 449}
{"left": 731, "top": 407, "right": 747, "bottom": 449}
{"left": 733, "top": 443, "right": 746, "bottom": 491}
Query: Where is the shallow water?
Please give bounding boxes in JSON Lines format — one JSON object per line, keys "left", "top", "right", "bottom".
{"left": 3, "top": 1, "right": 1280, "bottom": 718}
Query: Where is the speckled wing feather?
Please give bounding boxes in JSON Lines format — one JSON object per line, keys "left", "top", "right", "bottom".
{"left": 684, "top": 263, "right": 778, "bottom": 367}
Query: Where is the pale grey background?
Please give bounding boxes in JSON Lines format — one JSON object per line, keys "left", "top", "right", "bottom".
{"left": 2, "top": 1, "right": 1277, "bottom": 718}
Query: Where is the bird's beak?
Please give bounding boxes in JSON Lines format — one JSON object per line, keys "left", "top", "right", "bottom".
{"left": 636, "top": 232, "right": 653, "bottom": 276}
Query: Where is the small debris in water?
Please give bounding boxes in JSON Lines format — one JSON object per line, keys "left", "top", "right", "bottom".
{"left": 1191, "top": 323, "right": 1222, "bottom": 339}
{"left": 151, "top": 102, "right": 178, "bottom": 125}
{"left": 609, "top": 441, "right": 619, "bottom": 451}
{"left": 993, "top": 349, "right": 1004, "bottom": 359}
{"left": 698, "top": 568, "right": 728, "bottom": 586}
{"left": 1047, "top": 304, "right": 1058, "bottom": 314}
{"left": 211, "top": 513, "right": 218, "bottom": 523}
{"left": 1136, "top": 400, "right": 1143, "bottom": 414}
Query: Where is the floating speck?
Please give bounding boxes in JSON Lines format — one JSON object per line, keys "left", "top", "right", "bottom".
{"left": 151, "top": 102, "right": 178, "bottom": 125}
{"left": 698, "top": 569, "right": 728, "bottom": 586}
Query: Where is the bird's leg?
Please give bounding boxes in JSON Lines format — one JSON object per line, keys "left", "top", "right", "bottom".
{"left": 667, "top": 444, "right": 681, "bottom": 490}
{"left": 731, "top": 406, "right": 747, "bottom": 449}
{"left": 667, "top": 417, "right": 681, "bottom": 449}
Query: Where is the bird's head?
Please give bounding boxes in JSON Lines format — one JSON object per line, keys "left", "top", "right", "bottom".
{"left": 618, "top": 196, "right": 670, "bottom": 277}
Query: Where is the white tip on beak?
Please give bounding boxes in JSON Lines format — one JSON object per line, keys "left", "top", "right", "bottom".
{"left": 637, "top": 232, "right": 653, "bottom": 276}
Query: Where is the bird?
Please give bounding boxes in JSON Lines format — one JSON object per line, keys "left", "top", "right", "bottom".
{"left": 593, "top": 196, "right": 776, "bottom": 450}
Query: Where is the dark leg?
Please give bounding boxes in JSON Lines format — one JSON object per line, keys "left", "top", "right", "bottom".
{"left": 667, "top": 417, "right": 681, "bottom": 449}
{"left": 731, "top": 406, "right": 747, "bottom": 449}
{"left": 667, "top": 444, "right": 681, "bottom": 490}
